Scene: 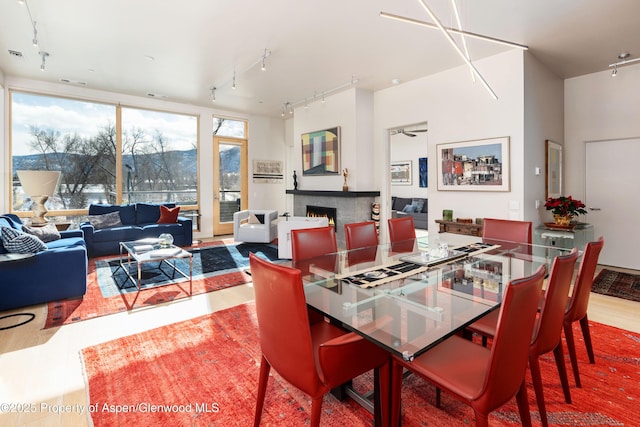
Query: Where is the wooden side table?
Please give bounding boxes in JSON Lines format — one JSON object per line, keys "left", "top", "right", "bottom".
{"left": 435, "top": 220, "right": 483, "bottom": 237}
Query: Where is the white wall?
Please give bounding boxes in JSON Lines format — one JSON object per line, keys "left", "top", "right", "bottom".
{"left": 523, "top": 52, "right": 565, "bottom": 224}
{"left": 1, "top": 76, "right": 286, "bottom": 238}
{"left": 564, "top": 62, "right": 640, "bottom": 200}
{"left": 290, "top": 88, "right": 376, "bottom": 192}
{"left": 374, "top": 50, "right": 526, "bottom": 237}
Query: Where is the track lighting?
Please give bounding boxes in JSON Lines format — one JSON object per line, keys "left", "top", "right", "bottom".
{"left": 261, "top": 48, "right": 267, "bottom": 71}
{"left": 609, "top": 52, "right": 639, "bottom": 77}
{"left": 232, "top": 70, "right": 236, "bottom": 90}
{"left": 39, "top": 51, "right": 49, "bottom": 71}
{"left": 210, "top": 87, "right": 216, "bottom": 102}
{"left": 32, "top": 21, "right": 38, "bottom": 47}
{"left": 285, "top": 77, "right": 359, "bottom": 115}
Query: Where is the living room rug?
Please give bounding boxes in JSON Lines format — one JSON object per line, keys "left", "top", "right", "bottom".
{"left": 81, "top": 302, "right": 640, "bottom": 426}
{"left": 44, "top": 241, "right": 278, "bottom": 329}
{"left": 592, "top": 268, "right": 640, "bottom": 302}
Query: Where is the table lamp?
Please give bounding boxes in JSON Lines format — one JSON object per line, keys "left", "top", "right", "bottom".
{"left": 17, "top": 170, "right": 61, "bottom": 225}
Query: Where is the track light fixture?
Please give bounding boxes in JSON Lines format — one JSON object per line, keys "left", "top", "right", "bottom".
{"left": 32, "top": 21, "right": 38, "bottom": 47}
{"left": 207, "top": 48, "right": 271, "bottom": 101}
{"left": 210, "top": 87, "right": 216, "bottom": 102}
{"left": 284, "top": 76, "right": 359, "bottom": 115}
{"left": 39, "top": 51, "right": 49, "bottom": 71}
{"left": 609, "top": 52, "right": 639, "bottom": 77}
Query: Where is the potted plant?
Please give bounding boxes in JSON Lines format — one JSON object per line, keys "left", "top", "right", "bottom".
{"left": 544, "top": 195, "right": 588, "bottom": 225}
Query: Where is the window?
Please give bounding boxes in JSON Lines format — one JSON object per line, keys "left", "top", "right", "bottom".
{"left": 213, "top": 117, "right": 246, "bottom": 138}
{"left": 11, "top": 92, "right": 116, "bottom": 211}
{"left": 121, "top": 107, "right": 198, "bottom": 206}
{"left": 10, "top": 91, "right": 199, "bottom": 217}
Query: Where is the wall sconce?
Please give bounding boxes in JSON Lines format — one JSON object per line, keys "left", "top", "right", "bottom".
{"left": 17, "top": 170, "right": 61, "bottom": 225}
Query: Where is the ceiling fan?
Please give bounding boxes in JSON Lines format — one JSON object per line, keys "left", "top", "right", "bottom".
{"left": 390, "top": 128, "right": 428, "bottom": 137}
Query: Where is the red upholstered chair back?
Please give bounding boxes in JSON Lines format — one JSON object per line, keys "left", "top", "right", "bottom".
{"left": 482, "top": 218, "right": 532, "bottom": 254}
{"left": 531, "top": 249, "right": 579, "bottom": 355}
{"left": 388, "top": 217, "right": 416, "bottom": 253}
{"left": 291, "top": 226, "right": 338, "bottom": 275}
{"left": 483, "top": 264, "right": 546, "bottom": 410}
{"left": 483, "top": 218, "right": 532, "bottom": 243}
{"left": 565, "top": 237, "right": 604, "bottom": 322}
{"left": 291, "top": 226, "right": 337, "bottom": 260}
{"left": 249, "top": 254, "right": 324, "bottom": 396}
{"left": 344, "top": 221, "right": 379, "bottom": 250}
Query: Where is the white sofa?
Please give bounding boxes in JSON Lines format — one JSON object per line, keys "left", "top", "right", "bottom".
{"left": 277, "top": 216, "right": 329, "bottom": 259}
{"left": 233, "top": 210, "right": 278, "bottom": 243}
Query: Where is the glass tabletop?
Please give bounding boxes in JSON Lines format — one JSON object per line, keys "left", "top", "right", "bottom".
{"left": 297, "top": 233, "right": 572, "bottom": 361}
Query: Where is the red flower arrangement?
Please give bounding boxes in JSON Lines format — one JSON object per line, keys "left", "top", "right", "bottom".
{"left": 544, "top": 196, "right": 588, "bottom": 217}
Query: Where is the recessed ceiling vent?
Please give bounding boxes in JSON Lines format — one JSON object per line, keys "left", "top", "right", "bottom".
{"left": 60, "top": 78, "right": 87, "bottom": 86}
{"left": 8, "top": 50, "right": 24, "bottom": 58}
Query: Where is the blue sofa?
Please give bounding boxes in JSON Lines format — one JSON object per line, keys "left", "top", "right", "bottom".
{"left": 80, "top": 203, "right": 193, "bottom": 257}
{"left": 0, "top": 214, "right": 87, "bottom": 311}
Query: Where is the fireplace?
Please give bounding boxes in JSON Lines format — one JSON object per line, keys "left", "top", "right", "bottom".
{"left": 306, "top": 205, "right": 337, "bottom": 229}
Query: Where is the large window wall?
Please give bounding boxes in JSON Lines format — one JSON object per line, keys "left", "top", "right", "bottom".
{"left": 10, "top": 91, "right": 199, "bottom": 219}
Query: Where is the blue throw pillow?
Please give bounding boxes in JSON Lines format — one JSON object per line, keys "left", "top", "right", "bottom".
{"left": 1, "top": 226, "right": 47, "bottom": 253}
{"left": 402, "top": 204, "right": 417, "bottom": 213}
{"left": 411, "top": 198, "right": 425, "bottom": 213}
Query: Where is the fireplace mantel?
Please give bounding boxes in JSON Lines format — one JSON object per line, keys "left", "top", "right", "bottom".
{"left": 286, "top": 190, "right": 380, "bottom": 197}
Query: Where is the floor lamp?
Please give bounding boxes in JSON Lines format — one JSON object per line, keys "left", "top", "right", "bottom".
{"left": 16, "top": 170, "right": 61, "bottom": 226}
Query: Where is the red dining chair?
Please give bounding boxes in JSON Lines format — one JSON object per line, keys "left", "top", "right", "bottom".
{"left": 564, "top": 236, "right": 604, "bottom": 388}
{"left": 389, "top": 265, "right": 546, "bottom": 427}
{"left": 345, "top": 221, "right": 379, "bottom": 250}
{"left": 291, "top": 225, "right": 338, "bottom": 323}
{"left": 387, "top": 216, "right": 416, "bottom": 253}
{"left": 467, "top": 249, "right": 579, "bottom": 427}
{"left": 482, "top": 218, "right": 532, "bottom": 254}
{"left": 250, "top": 254, "right": 390, "bottom": 427}
{"left": 344, "top": 221, "right": 379, "bottom": 265}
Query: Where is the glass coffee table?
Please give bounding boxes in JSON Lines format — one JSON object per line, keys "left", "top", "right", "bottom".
{"left": 116, "top": 239, "right": 193, "bottom": 308}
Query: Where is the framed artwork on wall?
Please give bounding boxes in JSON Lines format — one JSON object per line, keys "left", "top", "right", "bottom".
{"left": 252, "top": 159, "right": 283, "bottom": 183}
{"left": 391, "top": 160, "right": 412, "bottom": 185}
{"left": 301, "top": 126, "right": 341, "bottom": 175}
{"left": 419, "top": 157, "right": 428, "bottom": 187}
{"left": 436, "top": 136, "right": 510, "bottom": 191}
{"left": 545, "top": 140, "right": 562, "bottom": 199}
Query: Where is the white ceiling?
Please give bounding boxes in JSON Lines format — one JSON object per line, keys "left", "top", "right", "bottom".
{"left": 1, "top": 0, "right": 639, "bottom": 118}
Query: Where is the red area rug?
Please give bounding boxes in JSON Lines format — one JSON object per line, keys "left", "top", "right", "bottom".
{"left": 81, "top": 302, "right": 640, "bottom": 426}
{"left": 592, "top": 268, "right": 640, "bottom": 302}
{"left": 45, "top": 240, "right": 274, "bottom": 329}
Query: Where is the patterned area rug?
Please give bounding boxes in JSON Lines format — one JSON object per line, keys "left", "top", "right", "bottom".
{"left": 44, "top": 241, "right": 278, "bottom": 329}
{"left": 592, "top": 268, "right": 640, "bottom": 302}
{"left": 81, "top": 302, "right": 640, "bottom": 426}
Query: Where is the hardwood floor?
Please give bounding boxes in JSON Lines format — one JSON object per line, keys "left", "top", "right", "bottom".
{"left": 0, "top": 238, "right": 638, "bottom": 426}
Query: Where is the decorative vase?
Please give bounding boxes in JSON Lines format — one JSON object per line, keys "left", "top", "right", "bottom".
{"left": 158, "top": 233, "right": 174, "bottom": 248}
{"left": 553, "top": 214, "right": 573, "bottom": 226}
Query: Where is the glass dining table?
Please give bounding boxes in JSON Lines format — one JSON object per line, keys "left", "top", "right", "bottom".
{"left": 289, "top": 232, "right": 572, "bottom": 419}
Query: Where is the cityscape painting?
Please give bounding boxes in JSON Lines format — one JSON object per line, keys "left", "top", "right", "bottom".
{"left": 437, "top": 137, "right": 510, "bottom": 191}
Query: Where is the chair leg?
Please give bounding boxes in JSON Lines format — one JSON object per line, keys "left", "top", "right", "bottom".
{"left": 310, "top": 396, "right": 323, "bottom": 427}
{"left": 528, "top": 356, "right": 549, "bottom": 427}
{"left": 375, "top": 362, "right": 391, "bottom": 427}
{"left": 473, "top": 409, "right": 490, "bottom": 427}
{"left": 254, "top": 355, "right": 271, "bottom": 427}
{"left": 553, "top": 341, "right": 572, "bottom": 404}
{"left": 563, "top": 322, "right": 582, "bottom": 388}
{"left": 515, "top": 380, "right": 533, "bottom": 427}
{"left": 390, "top": 360, "right": 404, "bottom": 427}
{"left": 435, "top": 387, "right": 441, "bottom": 408}
{"left": 580, "top": 314, "right": 596, "bottom": 364}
